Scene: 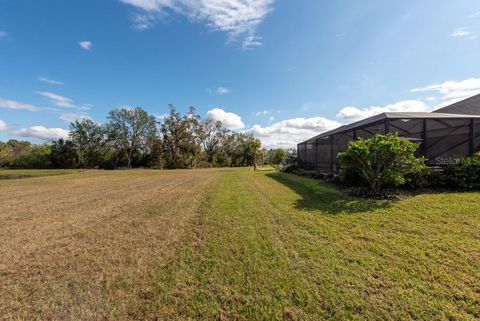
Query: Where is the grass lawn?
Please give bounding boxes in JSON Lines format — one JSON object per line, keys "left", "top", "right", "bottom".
{"left": 0, "top": 168, "right": 82, "bottom": 179}
{"left": 1, "top": 169, "right": 479, "bottom": 320}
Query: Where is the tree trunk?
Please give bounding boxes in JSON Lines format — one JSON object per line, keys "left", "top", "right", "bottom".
{"left": 253, "top": 148, "right": 258, "bottom": 171}
{"left": 127, "top": 150, "right": 132, "bottom": 168}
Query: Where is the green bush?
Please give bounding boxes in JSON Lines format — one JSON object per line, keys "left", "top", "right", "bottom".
{"left": 282, "top": 163, "right": 298, "bottom": 173}
{"left": 338, "top": 134, "right": 426, "bottom": 194}
{"left": 441, "top": 153, "right": 480, "bottom": 189}
{"left": 13, "top": 145, "right": 52, "bottom": 169}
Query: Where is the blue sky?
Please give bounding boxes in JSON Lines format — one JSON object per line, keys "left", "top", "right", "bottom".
{"left": 1, "top": 0, "right": 480, "bottom": 147}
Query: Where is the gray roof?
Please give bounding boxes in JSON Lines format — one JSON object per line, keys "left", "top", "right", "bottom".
{"left": 301, "top": 111, "right": 480, "bottom": 145}
{"left": 433, "top": 93, "right": 480, "bottom": 115}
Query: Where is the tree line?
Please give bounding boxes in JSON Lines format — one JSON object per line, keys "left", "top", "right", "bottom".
{"left": 0, "top": 106, "right": 289, "bottom": 169}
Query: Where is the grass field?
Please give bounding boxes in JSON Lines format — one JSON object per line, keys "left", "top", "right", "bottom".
{"left": 0, "top": 169, "right": 82, "bottom": 179}
{"left": 1, "top": 169, "right": 479, "bottom": 320}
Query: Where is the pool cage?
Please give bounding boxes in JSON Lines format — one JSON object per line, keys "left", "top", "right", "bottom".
{"left": 297, "top": 112, "right": 480, "bottom": 173}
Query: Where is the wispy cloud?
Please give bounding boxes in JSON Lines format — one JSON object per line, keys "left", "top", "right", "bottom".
{"left": 0, "top": 120, "right": 6, "bottom": 131}
{"left": 59, "top": 112, "right": 91, "bottom": 123}
{"left": 79, "top": 40, "right": 93, "bottom": 50}
{"left": 36, "top": 91, "right": 75, "bottom": 108}
{"left": 0, "top": 98, "right": 38, "bottom": 112}
{"left": 0, "top": 31, "right": 7, "bottom": 38}
{"left": 38, "top": 76, "right": 64, "bottom": 85}
{"left": 337, "top": 100, "right": 431, "bottom": 122}
{"left": 470, "top": 11, "right": 480, "bottom": 18}
{"left": 79, "top": 104, "right": 94, "bottom": 111}
{"left": 412, "top": 78, "right": 480, "bottom": 107}
{"left": 216, "top": 86, "right": 232, "bottom": 94}
{"left": 119, "top": 0, "right": 274, "bottom": 49}
{"left": 450, "top": 27, "right": 472, "bottom": 38}
{"left": 10, "top": 126, "right": 69, "bottom": 141}
{"left": 255, "top": 110, "right": 269, "bottom": 117}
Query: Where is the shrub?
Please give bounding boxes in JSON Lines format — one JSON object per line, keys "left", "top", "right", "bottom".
{"left": 13, "top": 144, "right": 52, "bottom": 169}
{"left": 404, "top": 166, "right": 433, "bottom": 189}
{"left": 282, "top": 163, "right": 298, "bottom": 173}
{"left": 338, "top": 134, "right": 426, "bottom": 194}
{"left": 441, "top": 152, "right": 480, "bottom": 189}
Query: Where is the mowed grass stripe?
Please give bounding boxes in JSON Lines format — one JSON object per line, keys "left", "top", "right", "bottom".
{"left": 147, "top": 170, "right": 300, "bottom": 320}
{"left": 149, "top": 170, "right": 480, "bottom": 321}
{"left": 0, "top": 169, "right": 223, "bottom": 320}
{"left": 254, "top": 172, "right": 480, "bottom": 320}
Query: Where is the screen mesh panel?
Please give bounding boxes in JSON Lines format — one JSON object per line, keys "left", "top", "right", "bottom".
{"left": 331, "top": 131, "right": 354, "bottom": 172}
{"left": 298, "top": 117, "right": 477, "bottom": 172}
{"left": 475, "top": 120, "right": 480, "bottom": 154}
{"left": 425, "top": 119, "right": 470, "bottom": 165}
{"left": 305, "top": 142, "right": 315, "bottom": 169}
{"left": 316, "top": 137, "right": 331, "bottom": 172}
{"left": 389, "top": 119, "right": 424, "bottom": 156}
{"left": 356, "top": 122, "right": 386, "bottom": 140}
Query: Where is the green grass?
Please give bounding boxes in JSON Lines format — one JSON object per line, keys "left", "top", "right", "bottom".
{"left": 150, "top": 170, "right": 480, "bottom": 320}
{"left": 2, "top": 168, "right": 479, "bottom": 320}
{"left": 0, "top": 168, "right": 82, "bottom": 179}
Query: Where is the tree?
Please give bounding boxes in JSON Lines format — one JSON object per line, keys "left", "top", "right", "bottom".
{"left": 69, "top": 119, "right": 106, "bottom": 168}
{"left": 338, "top": 134, "right": 426, "bottom": 194}
{"left": 269, "top": 148, "right": 287, "bottom": 168}
{"left": 248, "top": 139, "right": 262, "bottom": 171}
{"left": 50, "top": 139, "right": 79, "bottom": 168}
{"left": 13, "top": 144, "right": 52, "bottom": 169}
{"left": 161, "top": 105, "right": 202, "bottom": 168}
{"left": 107, "top": 107, "right": 158, "bottom": 168}
{"left": 0, "top": 140, "right": 32, "bottom": 167}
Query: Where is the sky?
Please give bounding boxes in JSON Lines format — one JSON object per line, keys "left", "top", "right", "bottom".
{"left": 1, "top": 0, "right": 480, "bottom": 148}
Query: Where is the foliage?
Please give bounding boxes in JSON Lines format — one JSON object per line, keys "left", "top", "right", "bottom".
{"left": 282, "top": 163, "right": 298, "bottom": 173}
{"left": 338, "top": 134, "right": 426, "bottom": 194}
{"left": 107, "top": 107, "right": 158, "bottom": 168}
{"left": 69, "top": 119, "right": 106, "bottom": 167}
{"left": 160, "top": 105, "right": 202, "bottom": 169}
{"left": 0, "top": 140, "right": 32, "bottom": 167}
{"left": 268, "top": 148, "right": 287, "bottom": 166}
{"left": 12, "top": 144, "right": 52, "bottom": 169}
{"left": 50, "top": 139, "right": 79, "bottom": 168}
{"left": 440, "top": 152, "right": 480, "bottom": 189}
{"left": 0, "top": 106, "right": 266, "bottom": 170}
{"left": 248, "top": 139, "right": 262, "bottom": 170}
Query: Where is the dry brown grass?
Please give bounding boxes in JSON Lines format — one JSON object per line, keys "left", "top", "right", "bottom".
{"left": 0, "top": 169, "right": 222, "bottom": 320}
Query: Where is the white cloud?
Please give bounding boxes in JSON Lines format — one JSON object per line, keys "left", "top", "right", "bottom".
{"left": 411, "top": 78, "right": 480, "bottom": 107}
{"left": 255, "top": 110, "right": 269, "bottom": 116}
{"left": 337, "top": 100, "right": 430, "bottom": 122}
{"left": 0, "top": 31, "right": 7, "bottom": 38}
{"left": 131, "top": 12, "right": 159, "bottom": 30}
{"left": 0, "top": 98, "right": 38, "bottom": 112}
{"left": 216, "top": 86, "right": 232, "bottom": 94}
{"left": 120, "top": 0, "right": 274, "bottom": 48}
{"left": 79, "top": 40, "right": 93, "bottom": 50}
{"left": 60, "top": 112, "right": 91, "bottom": 123}
{"left": 37, "top": 91, "right": 75, "bottom": 108}
{"left": 242, "top": 35, "right": 263, "bottom": 49}
{"left": 10, "top": 126, "right": 69, "bottom": 141}
{"left": 469, "top": 11, "right": 480, "bottom": 18}
{"left": 79, "top": 104, "right": 94, "bottom": 111}
{"left": 450, "top": 27, "right": 472, "bottom": 38}
{"left": 0, "top": 120, "right": 6, "bottom": 131}
{"left": 247, "top": 117, "right": 341, "bottom": 149}
{"left": 205, "top": 108, "right": 245, "bottom": 129}
{"left": 38, "top": 76, "right": 63, "bottom": 85}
